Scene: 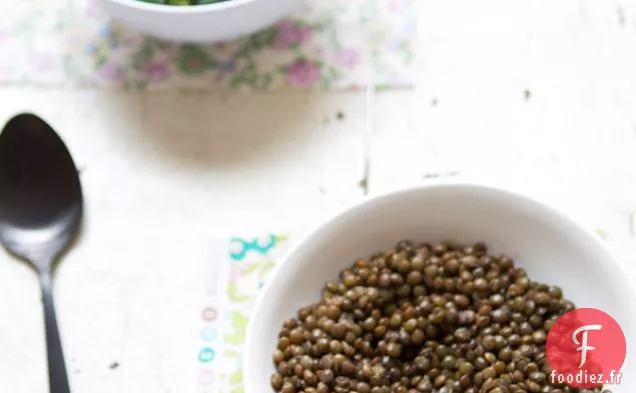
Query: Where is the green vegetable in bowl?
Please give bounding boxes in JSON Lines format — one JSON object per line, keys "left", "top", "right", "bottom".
{"left": 138, "top": 0, "right": 229, "bottom": 5}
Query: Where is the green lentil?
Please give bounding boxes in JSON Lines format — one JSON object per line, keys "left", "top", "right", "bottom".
{"left": 270, "top": 241, "right": 611, "bottom": 393}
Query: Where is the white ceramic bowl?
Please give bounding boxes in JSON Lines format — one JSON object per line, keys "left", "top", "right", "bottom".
{"left": 94, "top": 0, "right": 302, "bottom": 43}
{"left": 245, "top": 182, "right": 636, "bottom": 393}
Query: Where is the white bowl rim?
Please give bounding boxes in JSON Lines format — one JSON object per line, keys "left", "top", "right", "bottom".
{"left": 104, "top": 0, "right": 257, "bottom": 14}
{"left": 245, "top": 179, "right": 636, "bottom": 390}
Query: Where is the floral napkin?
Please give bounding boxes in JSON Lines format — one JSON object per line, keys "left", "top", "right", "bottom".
{"left": 0, "top": 0, "right": 416, "bottom": 90}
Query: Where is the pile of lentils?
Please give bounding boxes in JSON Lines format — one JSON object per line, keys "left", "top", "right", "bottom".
{"left": 270, "top": 241, "right": 612, "bottom": 393}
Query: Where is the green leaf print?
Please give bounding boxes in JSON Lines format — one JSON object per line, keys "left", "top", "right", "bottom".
{"left": 244, "top": 263, "right": 261, "bottom": 275}
{"left": 595, "top": 228, "right": 608, "bottom": 240}
{"left": 229, "top": 76, "right": 244, "bottom": 90}
{"left": 93, "top": 54, "right": 108, "bottom": 70}
{"left": 259, "top": 74, "right": 273, "bottom": 90}
{"left": 249, "top": 27, "right": 277, "bottom": 51}
{"left": 224, "top": 312, "right": 248, "bottom": 345}
{"left": 227, "top": 283, "right": 250, "bottom": 302}
{"left": 230, "top": 370, "right": 243, "bottom": 385}
{"left": 259, "top": 261, "right": 276, "bottom": 278}
{"left": 234, "top": 27, "right": 276, "bottom": 59}
{"left": 177, "top": 45, "right": 216, "bottom": 75}
{"left": 132, "top": 44, "right": 155, "bottom": 70}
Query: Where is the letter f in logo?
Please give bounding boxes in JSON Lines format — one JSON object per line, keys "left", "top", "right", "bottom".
{"left": 573, "top": 325, "right": 602, "bottom": 368}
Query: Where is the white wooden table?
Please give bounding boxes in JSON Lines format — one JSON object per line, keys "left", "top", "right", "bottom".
{"left": 2, "top": 1, "right": 636, "bottom": 392}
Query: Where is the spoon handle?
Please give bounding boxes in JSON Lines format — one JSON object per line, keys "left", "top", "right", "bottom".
{"left": 39, "top": 271, "right": 71, "bottom": 393}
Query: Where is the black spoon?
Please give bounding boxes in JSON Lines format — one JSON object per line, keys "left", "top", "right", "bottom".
{"left": 0, "top": 113, "right": 82, "bottom": 393}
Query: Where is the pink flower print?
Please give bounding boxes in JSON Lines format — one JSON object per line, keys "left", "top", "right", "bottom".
{"left": 286, "top": 60, "right": 320, "bottom": 87}
{"left": 273, "top": 20, "right": 313, "bottom": 50}
{"left": 99, "top": 63, "right": 124, "bottom": 83}
{"left": 143, "top": 61, "right": 169, "bottom": 82}
{"left": 273, "top": 20, "right": 294, "bottom": 48}
{"left": 297, "top": 25, "right": 312, "bottom": 41}
{"left": 336, "top": 48, "right": 361, "bottom": 68}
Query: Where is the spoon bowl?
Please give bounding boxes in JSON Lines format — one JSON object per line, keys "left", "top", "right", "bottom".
{"left": 0, "top": 113, "right": 82, "bottom": 265}
{"left": 0, "top": 113, "right": 83, "bottom": 393}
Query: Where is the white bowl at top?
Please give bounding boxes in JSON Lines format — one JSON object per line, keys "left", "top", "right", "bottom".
{"left": 244, "top": 182, "right": 636, "bottom": 393}
{"left": 95, "top": 0, "right": 303, "bottom": 43}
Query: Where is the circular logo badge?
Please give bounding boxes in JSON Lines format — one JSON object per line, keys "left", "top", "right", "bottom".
{"left": 546, "top": 308, "right": 626, "bottom": 388}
